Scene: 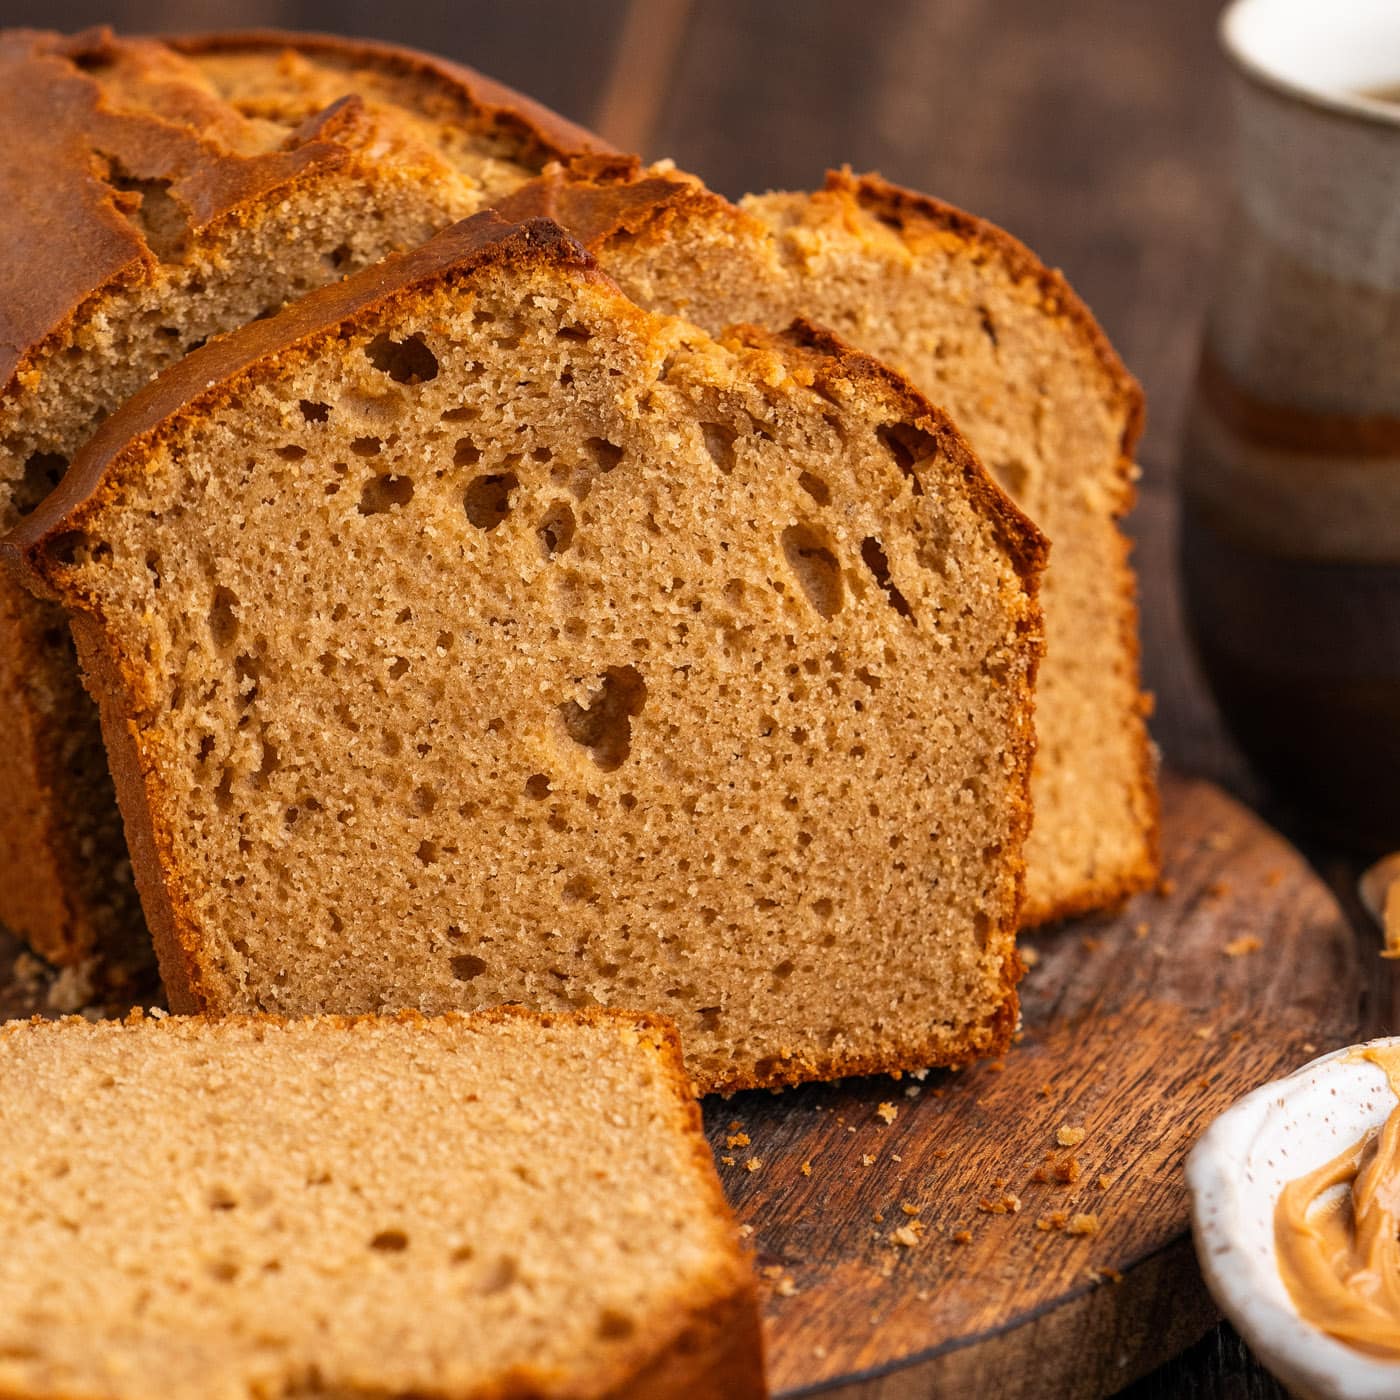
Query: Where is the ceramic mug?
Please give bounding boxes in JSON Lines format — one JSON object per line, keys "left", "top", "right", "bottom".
{"left": 1180, "top": 0, "right": 1400, "bottom": 850}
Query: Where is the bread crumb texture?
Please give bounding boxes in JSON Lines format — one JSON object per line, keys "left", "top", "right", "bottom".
{"left": 0, "top": 1009, "right": 763, "bottom": 1400}
{"left": 39, "top": 222, "right": 1041, "bottom": 1093}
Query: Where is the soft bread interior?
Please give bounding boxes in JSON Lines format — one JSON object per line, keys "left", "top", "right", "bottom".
{"left": 40, "top": 245, "right": 1039, "bottom": 1091}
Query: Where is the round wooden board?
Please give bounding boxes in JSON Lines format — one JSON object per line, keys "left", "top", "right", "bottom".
{"left": 705, "top": 770, "right": 1366, "bottom": 1398}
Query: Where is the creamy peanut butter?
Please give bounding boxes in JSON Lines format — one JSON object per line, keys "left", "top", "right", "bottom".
{"left": 1276, "top": 1046, "right": 1400, "bottom": 1357}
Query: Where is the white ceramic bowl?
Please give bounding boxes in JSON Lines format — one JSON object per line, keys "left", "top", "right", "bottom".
{"left": 1187, "top": 1039, "right": 1400, "bottom": 1400}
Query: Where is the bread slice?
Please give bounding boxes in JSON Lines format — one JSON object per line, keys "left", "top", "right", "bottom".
{"left": 0, "top": 27, "right": 610, "bottom": 970}
{"left": 0, "top": 1007, "right": 764, "bottom": 1399}
{"left": 497, "top": 159, "right": 1159, "bottom": 925}
{"left": 10, "top": 212, "right": 1045, "bottom": 1091}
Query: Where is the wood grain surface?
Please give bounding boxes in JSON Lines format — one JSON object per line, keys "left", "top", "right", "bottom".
{"left": 0, "top": 1, "right": 1388, "bottom": 1393}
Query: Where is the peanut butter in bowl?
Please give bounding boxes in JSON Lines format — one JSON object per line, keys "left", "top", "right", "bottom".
{"left": 1275, "top": 1047, "right": 1400, "bottom": 1360}
{"left": 1188, "top": 1038, "right": 1400, "bottom": 1400}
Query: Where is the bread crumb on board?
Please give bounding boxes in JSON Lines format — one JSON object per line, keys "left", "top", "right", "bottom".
{"left": 875, "top": 1102, "right": 898, "bottom": 1125}
{"left": 799, "top": 1160, "right": 812, "bottom": 1177}
{"left": 1223, "top": 935, "right": 1262, "bottom": 958}
{"left": 1056, "top": 1124, "right": 1086, "bottom": 1147}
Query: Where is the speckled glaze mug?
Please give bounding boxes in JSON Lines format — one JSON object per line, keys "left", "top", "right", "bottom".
{"left": 1181, "top": 0, "right": 1400, "bottom": 850}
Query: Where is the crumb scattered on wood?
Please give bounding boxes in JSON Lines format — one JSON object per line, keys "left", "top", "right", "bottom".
{"left": 901, "top": 1202, "right": 921, "bottom": 1216}
{"left": 953, "top": 1230, "right": 973, "bottom": 1245}
{"left": 978, "top": 1191, "right": 1022, "bottom": 1215}
{"left": 862, "top": 1153, "right": 876, "bottom": 1167}
{"left": 1089, "top": 1265, "right": 1123, "bottom": 1284}
{"left": 875, "top": 1101, "right": 898, "bottom": 1125}
{"left": 1021, "top": 946, "right": 1040, "bottom": 969}
{"left": 800, "top": 1160, "right": 812, "bottom": 1177}
{"left": 744, "top": 1157, "right": 762, "bottom": 1173}
{"left": 1067, "top": 1213, "right": 1101, "bottom": 1236}
{"left": 904, "top": 1084, "right": 923, "bottom": 1099}
{"left": 1097, "top": 1174, "right": 1112, "bottom": 1191}
{"left": 721, "top": 1155, "right": 736, "bottom": 1167}
{"left": 1223, "top": 935, "right": 1262, "bottom": 958}
{"left": 890, "top": 1223, "right": 924, "bottom": 1248}
{"left": 1056, "top": 1125, "right": 1086, "bottom": 1147}
{"left": 727, "top": 1132, "right": 750, "bottom": 1149}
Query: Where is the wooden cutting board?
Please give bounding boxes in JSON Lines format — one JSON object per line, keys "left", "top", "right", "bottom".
{"left": 704, "top": 770, "right": 1367, "bottom": 1398}
{"left": 0, "top": 769, "right": 1364, "bottom": 1397}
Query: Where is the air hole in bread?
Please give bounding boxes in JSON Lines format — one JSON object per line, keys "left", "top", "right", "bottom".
{"left": 597, "top": 1309, "right": 635, "bottom": 1341}
{"left": 16, "top": 450, "right": 67, "bottom": 515}
{"left": 797, "top": 470, "right": 831, "bottom": 506}
{"left": 453, "top": 437, "right": 481, "bottom": 466}
{"left": 537, "top": 501, "right": 575, "bottom": 558}
{"left": 299, "top": 400, "right": 330, "bottom": 423}
{"left": 875, "top": 424, "right": 933, "bottom": 495}
{"left": 464, "top": 472, "right": 518, "bottom": 531}
{"left": 860, "top": 538, "right": 915, "bottom": 623}
{"left": 357, "top": 473, "right": 414, "bottom": 516}
{"left": 990, "top": 457, "right": 1030, "bottom": 498}
{"left": 441, "top": 405, "right": 478, "bottom": 423}
{"left": 411, "top": 784, "right": 437, "bottom": 816}
{"left": 350, "top": 435, "right": 382, "bottom": 457}
{"left": 559, "top": 666, "right": 647, "bottom": 772}
{"left": 102, "top": 157, "right": 188, "bottom": 260}
{"left": 207, "top": 1259, "right": 239, "bottom": 1283}
{"left": 584, "top": 437, "right": 623, "bottom": 473}
{"left": 700, "top": 422, "right": 737, "bottom": 475}
{"left": 524, "top": 774, "right": 551, "bottom": 801}
{"left": 370, "top": 1229, "right": 409, "bottom": 1253}
{"left": 46, "top": 530, "right": 108, "bottom": 567}
{"left": 781, "top": 524, "right": 843, "bottom": 620}
{"left": 208, "top": 587, "right": 240, "bottom": 649}
{"left": 556, "top": 324, "right": 592, "bottom": 342}
{"left": 388, "top": 657, "right": 410, "bottom": 681}
{"left": 364, "top": 332, "right": 439, "bottom": 385}
{"left": 451, "top": 954, "right": 487, "bottom": 982}
{"left": 275, "top": 444, "right": 306, "bottom": 462}
{"left": 480, "top": 1255, "right": 518, "bottom": 1295}
{"left": 561, "top": 875, "right": 594, "bottom": 905}
{"left": 977, "top": 306, "right": 1000, "bottom": 348}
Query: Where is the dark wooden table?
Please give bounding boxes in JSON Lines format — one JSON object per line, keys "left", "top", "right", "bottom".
{"left": 7, "top": 0, "right": 1382, "bottom": 1392}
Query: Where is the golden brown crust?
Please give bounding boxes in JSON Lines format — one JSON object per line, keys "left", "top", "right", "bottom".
{"left": 167, "top": 29, "right": 615, "bottom": 171}
{"left": 0, "top": 26, "right": 612, "bottom": 398}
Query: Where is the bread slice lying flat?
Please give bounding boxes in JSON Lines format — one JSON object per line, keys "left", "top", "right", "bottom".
{"left": 0, "top": 27, "right": 610, "bottom": 970}
{"left": 11, "top": 211, "right": 1045, "bottom": 1092}
{"left": 499, "top": 158, "right": 1158, "bottom": 925}
{"left": 0, "top": 1007, "right": 763, "bottom": 1400}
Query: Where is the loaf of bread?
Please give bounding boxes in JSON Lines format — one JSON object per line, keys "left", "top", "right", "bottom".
{"left": 0, "top": 27, "right": 610, "bottom": 972}
{"left": 0, "top": 1007, "right": 764, "bottom": 1399}
{"left": 11, "top": 211, "right": 1045, "bottom": 1091}
{"left": 498, "top": 158, "right": 1159, "bottom": 924}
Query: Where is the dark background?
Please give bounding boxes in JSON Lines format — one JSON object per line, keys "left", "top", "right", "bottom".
{"left": 0, "top": 0, "right": 1289, "bottom": 1393}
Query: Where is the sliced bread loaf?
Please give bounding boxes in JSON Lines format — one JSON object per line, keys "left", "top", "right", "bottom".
{"left": 497, "top": 159, "right": 1158, "bottom": 924}
{"left": 0, "top": 1007, "right": 764, "bottom": 1399}
{"left": 10, "top": 212, "right": 1045, "bottom": 1091}
{"left": 0, "top": 27, "right": 610, "bottom": 970}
